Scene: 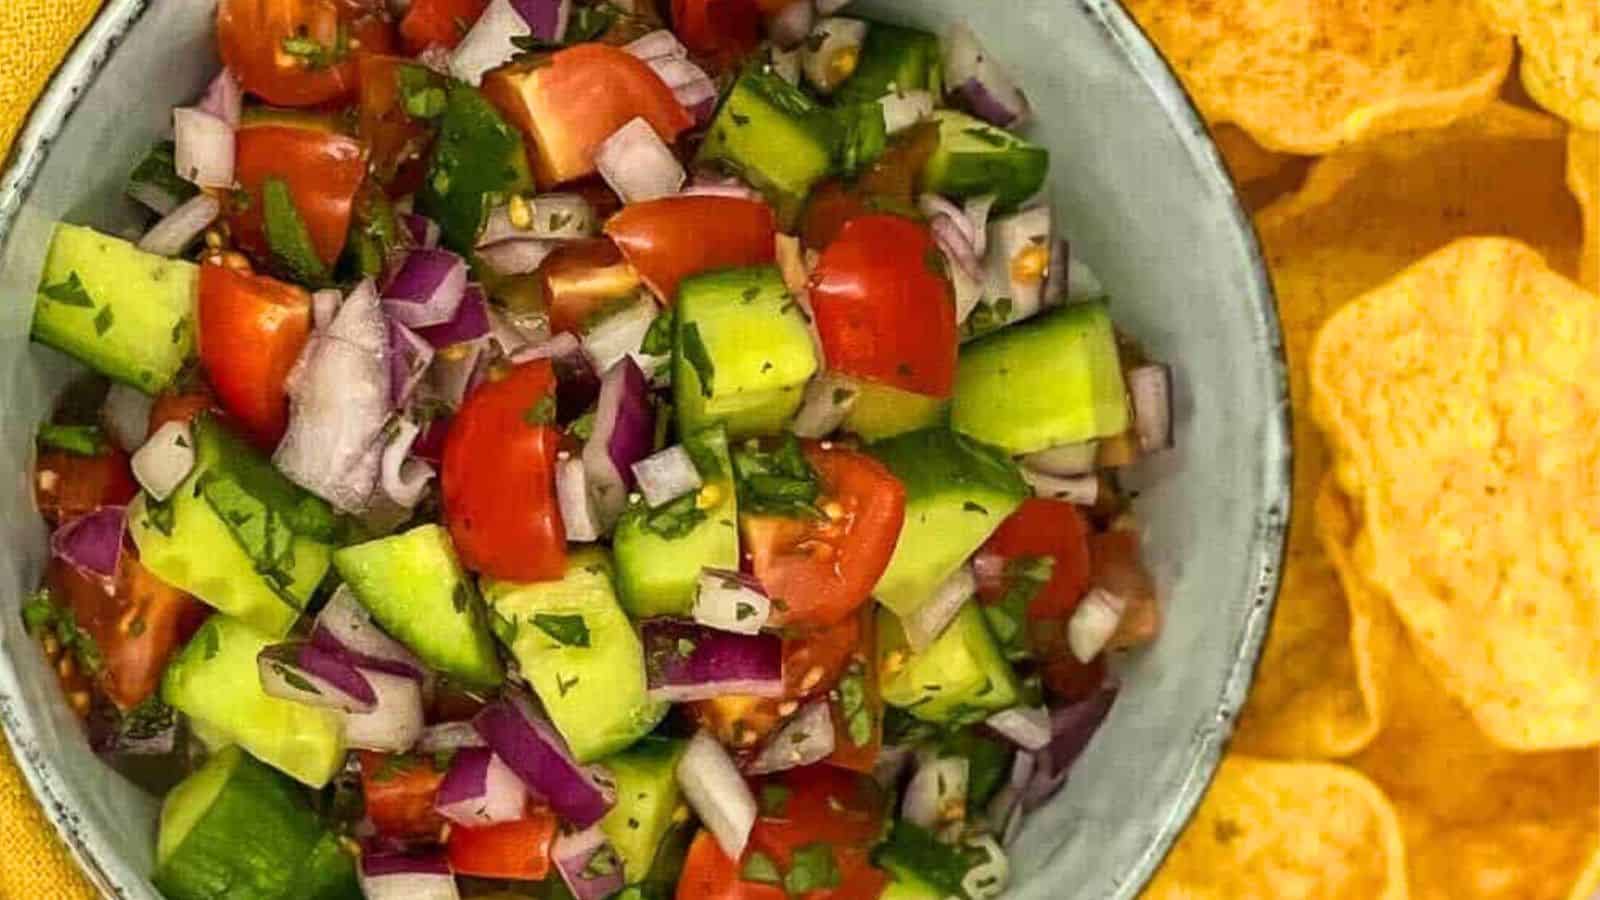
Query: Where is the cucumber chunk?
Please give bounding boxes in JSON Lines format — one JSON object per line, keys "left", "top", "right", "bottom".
{"left": 834, "top": 21, "right": 943, "bottom": 105}
{"left": 922, "top": 111, "right": 1049, "bottom": 210}
{"left": 484, "top": 550, "right": 668, "bottom": 762}
{"left": 879, "top": 603, "right": 1019, "bottom": 723}
{"left": 674, "top": 266, "right": 819, "bottom": 440}
{"left": 162, "top": 617, "right": 347, "bottom": 788}
{"left": 333, "top": 524, "right": 505, "bottom": 690}
{"left": 613, "top": 425, "right": 739, "bottom": 617}
{"left": 697, "top": 68, "right": 838, "bottom": 224}
{"left": 867, "top": 428, "right": 1026, "bottom": 616}
{"left": 154, "top": 745, "right": 358, "bottom": 900}
{"left": 599, "top": 736, "right": 689, "bottom": 882}
{"left": 952, "top": 302, "right": 1130, "bottom": 454}
{"left": 842, "top": 380, "right": 948, "bottom": 443}
{"left": 31, "top": 223, "right": 197, "bottom": 394}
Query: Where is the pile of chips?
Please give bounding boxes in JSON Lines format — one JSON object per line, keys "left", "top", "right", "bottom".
{"left": 1125, "top": 2, "right": 1600, "bottom": 897}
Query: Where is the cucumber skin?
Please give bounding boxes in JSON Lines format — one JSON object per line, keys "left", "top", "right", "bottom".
{"left": 697, "top": 69, "right": 837, "bottom": 225}
{"left": 879, "top": 603, "right": 1020, "bottom": 723}
{"left": 843, "top": 380, "right": 948, "bottom": 443}
{"left": 921, "top": 111, "right": 1049, "bottom": 211}
{"left": 834, "top": 22, "right": 943, "bottom": 105}
{"left": 153, "top": 746, "right": 358, "bottom": 900}
{"left": 599, "top": 737, "right": 689, "bottom": 882}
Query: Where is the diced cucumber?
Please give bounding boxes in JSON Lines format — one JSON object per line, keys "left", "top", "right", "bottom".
{"left": 952, "top": 302, "right": 1129, "bottom": 454}
{"left": 834, "top": 21, "right": 943, "bottom": 104}
{"left": 697, "top": 68, "right": 837, "bottom": 224}
{"left": 867, "top": 428, "right": 1026, "bottom": 616}
{"left": 162, "top": 617, "right": 347, "bottom": 788}
{"left": 154, "top": 746, "right": 358, "bottom": 900}
{"left": 922, "top": 111, "right": 1049, "bottom": 210}
{"left": 129, "top": 416, "right": 336, "bottom": 638}
{"left": 483, "top": 550, "right": 667, "bottom": 762}
{"left": 599, "top": 736, "right": 689, "bottom": 882}
{"left": 842, "top": 380, "right": 947, "bottom": 443}
{"left": 873, "top": 820, "right": 973, "bottom": 900}
{"left": 879, "top": 603, "right": 1019, "bottom": 723}
{"left": 674, "top": 266, "right": 819, "bottom": 440}
{"left": 126, "top": 140, "right": 198, "bottom": 215}
{"left": 613, "top": 426, "right": 739, "bottom": 617}
{"left": 333, "top": 524, "right": 504, "bottom": 690}
{"left": 420, "top": 81, "right": 534, "bottom": 252}
{"left": 31, "top": 224, "right": 197, "bottom": 394}
{"left": 834, "top": 101, "right": 888, "bottom": 178}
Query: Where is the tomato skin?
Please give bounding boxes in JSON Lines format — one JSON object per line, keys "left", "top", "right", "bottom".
{"left": 358, "top": 751, "right": 448, "bottom": 839}
{"left": 33, "top": 449, "right": 137, "bottom": 528}
{"left": 671, "top": 0, "right": 762, "bottom": 66}
{"left": 809, "top": 215, "right": 958, "bottom": 398}
{"left": 218, "top": 0, "right": 396, "bottom": 108}
{"left": 399, "top": 0, "right": 486, "bottom": 52}
{"left": 483, "top": 44, "right": 693, "bottom": 187}
{"left": 977, "top": 499, "right": 1093, "bottom": 621}
{"left": 742, "top": 443, "right": 905, "bottom": 629}
{"left": 442, "top": 360, "right": 567, "bottom": 581}
{"left": 446, "top": 808, "right": 558, "bottom": 880}
{"left": 230, "top": 124, "right": 369, "bottom": 269}
{"left": 605, "top": 196, "right": 777, "bottom": 303}
{"left": 357, "top": 55, "right": 436, "bottom": 186}
{"left": 536, "top": 238, "right": 643, "bottom": 335}
{"left": 197, "top": 264, "right": 313, "bottom": 448}
{"left": 824, "top": 605, "right": 880, "bottom": 774}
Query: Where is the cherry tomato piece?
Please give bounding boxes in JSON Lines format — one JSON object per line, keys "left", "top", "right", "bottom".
{"left": 33, "top": 449, "right": 137, "bottom": 528}
{"left": 218, "top": 0, "right": 396, "bottom": 108}
{"left": 446, "top": 807, "right": 558, "bottom": 880}
{"left": 605, "top": 196, "right": 777, "bottom": 303}
{"left": 671, "top": 0, "right": 763, "bottom": 67}
{"left": 976, "top": 498, "right": 1093, "bottom": 621}
{"left": 357, "top": 54, "right": 439, "bottom": 186}
{"left": 358, "top": 751, "right": 447, "bottom": 839}
{"left": 230, "top": 124, "right": 369, "bottom": 270}
{"left": 197, "top": 264, "right": 313, "bottom": 448}
{"left": 399, "top": 0, "right": 487, "bottom": 53}
{"left": 536, "top": 239, "right": 643, "bottom": 336}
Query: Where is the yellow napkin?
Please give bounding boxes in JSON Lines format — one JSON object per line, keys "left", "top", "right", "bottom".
{"left": 1, "top": 3, "right": 109, "bottom": 896}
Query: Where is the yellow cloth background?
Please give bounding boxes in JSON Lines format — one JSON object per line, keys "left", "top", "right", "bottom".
{"left": 1, "top": 2, "right": 107, "bottom": 896}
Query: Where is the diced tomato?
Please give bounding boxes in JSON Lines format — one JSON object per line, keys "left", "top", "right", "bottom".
{"left": 976, "top": 499, "right": 1093, "bottom": 621}
{"left": 742, "top": 443, "right": 905, "bottom": 629}
{"left": 358, "top": 54, "right": 438, "bottom": 186}
{"left": 800, "top": 122, "right": 939, "bottom": 250}
{"left": 446, "top": 807, "right": 558, "bottom": 880}
{"left": 197, "top": 264, "right": 313, "bottom": 448}
{"left": 399, "top": 0, "right": 487, "bottom": 52}
{"left": 483, "top": 44, "right": 693, "bottom": 187}
{"left": 1031, "top": 625, "right": 1109, "bottom": 703}
{"left": 809, "top": 215, "right": 958, "bottom": 398}
{"left": 47, "top": 555, "right": 205, "bottom": 711}
{"left": 218, "top": 0, "right": 396, "bottom": 108}
{"left": 536, "top": 238, "right": 643, "bottom": 335}
{"left": 825, "top": 605, "right": 880, "bottom": 774}
{"left": 442, "top": 360, "right": 567, "bottom": 581}
{"left": 358, "top": 751, "right": 447, "bottom": 839}
{"left": 1091, "top": 529, "right": 1161, "bottom": 650}
{"left": 671, "top": 0, "right": 762, "bottom": 67}
{"left": 33, "top": 449, "right": 137, "bottom": 527}
{"left": 605, "top": 196, "right": 777, "bottom": 303}
{"left": 230, "top": 124, "right": 369, "bottom": 270}
{"left": 679, "top": 832, "right": 786, "bottom": 900}
{"left": 148, "top": 387, "right": 218, "bottom": 434}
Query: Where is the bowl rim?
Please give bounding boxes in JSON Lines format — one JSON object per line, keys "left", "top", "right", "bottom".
{"left": 0, "top": 1, "right": 1290, "bottom": 897}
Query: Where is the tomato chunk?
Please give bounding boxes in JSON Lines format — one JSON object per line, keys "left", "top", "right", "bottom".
{"left": 742, "top": 443, "right": 905, "bottom": 629}
{"left": 447, "top": 807, "right": 558, "bottom": 880}
{"left": 33, "top": 449, "right": 137, "bottom": 528}
{"left": 230, "top": 124, "right": 369, "bottom": 270}
{"left": 671, "top": 0, "right": 763, "bottom": 67}
{"left": 809, "top": 215, "right": 958, "bottom": 398}
{"left": 197, "top": 264, "right": 313, "bottom": 448}
{"left": 605, "top": 196, "right": 777, "bottom": 303}
{"left": 399, "top": 0, "right": 487, "bottom": 52}
{"left": 357, "top": 54, "right": 439, "bottom": 186}
{"left": 537, "top": 238, "right": 643, "bottom": 335}
{"left": 218, "top": 0, "right": 396, "bottom": 108}
{"left": 442, "top": 360, "right": 567, "bottom": 581}
{"left": 976, "top": 498, "right": 1093, "bottom": 621}
{"left": 358, "top": 751, "right": 447, "bottom": 839}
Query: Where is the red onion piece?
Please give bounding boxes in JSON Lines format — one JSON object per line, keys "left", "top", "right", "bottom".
{"left": 490, "top": 306, "right": 551, "bottom": 357}
{"left": 417, "top": 721, "right": 488, "bottom": 754}
{"left": 902, "top": 752, "right": 968, "bottom": 832}
{"left": 985, "top": 205, "right": 1054, "bottom": 323}
{"left": 581, "top": 296, "right": 659, "bottom": 378}
{"left": 345, "top": 667, "right": 426, "bottom": 752}
{"left": 964, "top": 194, "right": 997, "bottom": 257}
{"left": 387, "top": 320, "right": 435, "bottom": 408}
{"left": 1128, "top": 363, "right": 1173, "bottom": 452}
{"left": 873, "top": 743, "right": 914, "bottom": 789}
{"left": 985, "top": 705, "right": 1052, "bottom": 752}
{"left": 510, "top": 330, "right": 582, "bottom": 365}
{"left": 931, "top": 214, "right": 982, "bottom": 281}
{"left": 802, "top": 17, "right": 868, "bottom": 94}
{"left": 131, "top": 421, "right": 194, "bottom": 502}
{"left": 428, "top": 337, "right": 492, "bottom": 410}
{"left": 358, "top": 850, "right": 458, "bottom": 900}
{"left": 746, "top": 700, "right": 834, "bottom": 775}
{"left": 509, "top": 0, "right": 570, "bottom": 40}
{"left": 383, "top": 249, "right": 469, "bottom": 328}
{"left": 480, "top": 195, "right": 596, "bottom": 244}
{"left": 257, "top": 642, "right": 378, "bottom": 713}
{"left": 312, "top": 288, "right": 342, "bottom": 331}
{"left": 641, "top": 619, "right": 783, "bottom": 702}
{"left": 137, "top": 192, "right": 221, "bottom": 257}
{"left": 919, "top": 194, "right": 975, "bottom": 245}
{"left": 311, "top": 586, "right": 429, "bottom": 682}
{"left": 623, "top": 30, "right": 688, "bottom": 63}
{"left": 379, "top": 418, "right": 435, "bottom": 509}
{"left": 630, "top": 445, "right": 701, "bottom": 508}
{"left": 434, "top": 748, "right": 528, "bottom": 827}
{"left": 596, "top": 117, "right": 686, "bottom": 203}
{"left": 902, "top": 565, "right": 974, "bottom": 651}
{"left": 880, "top": 89, "right": 934, "bottom": 134}
{"left": 197, "top": 69, "right": 243, "bottom": 128}
{"left": 556, "top": 456, "right": 603, "bottom": 543}
{"left": 50, "top": 506, "right": 126, "bottom": 579}
{"left": 554, "top": 825, "right": 628, "bottom": 900}
{"left": 416, "top": 283, "right": 491, "bottom": 349}
{"left": 1029, "top": 682, "right": 1119, "bottom": 807}
{"left": 986, "top": 750, "right": 1036, "bottom": 845}
{"left": 400, "top": 213, "right": 441, "bottom": 249}
{"left": 172, "top": 107, "right": 235, "bottom": 189}
{"left": 582, "top": 356, "right": 655, "bottom": 526}
{"left": 1067, "top": 587, "right": 1124, "bottom": 662}
{"left": 677, "top": 731, "right": 756, "bottom": 859}
{"left": 474, "top": 694, "right": 616, "bottom": 828}
{"left": 943, "top": 23, "right": 1032, "bottom": 128}
{"left": 410, "top": 416, "right": 451, "bottom": 467}
{"left": 692, "top": 568, "right": 770, "bottom": 635}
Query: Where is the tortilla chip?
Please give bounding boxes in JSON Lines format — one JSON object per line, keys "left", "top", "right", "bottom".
{"left": 1311, "top": 238, "right": 1600, "bottom": 750}
{"left": 1572, "top": 129, "right": 1599, "bottom": 293}
{"left": 1231, "top": 103, "right": 1579, "bottom": 759}
{"left": 1144, "top": 755, "right": 1408, "bottom": 900}
{"left": 1213, "top": 124, "right": 1294, "bottom": 184}
{"left": 1480, "top": 0, "right": 1600, "bottom": 129}
{"left": 1319, "top": 479, "right": 1600, "bottom": 900}
{"left": 1122, "top": 0, "right": 1512, "bottom": 154}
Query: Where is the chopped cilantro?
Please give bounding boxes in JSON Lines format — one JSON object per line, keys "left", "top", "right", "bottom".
{"left": 92, "top": 305, "right": 115, "bottom": 336}
{"left": 758, "top": 783, "right": 791, "bottom": 817}
{"left": 741, "top": 851, "right": 782, "bottom": 886}
{"left": 785, "top": 843, "right": 841, "bottom": 895}
{"left": 40, "top": 271, "right": 95, "bottom": 308}
{"left": 731, "top": 436, "right": 821, "bottom": 518}
{"left": 37, "top": 423, "right": 106, "bottom": 456}
{"left": 523, "top": 395, "right": 557, "bottom": 427}
{"left": 532, "top": 613, "right": 591, "bottom": 648}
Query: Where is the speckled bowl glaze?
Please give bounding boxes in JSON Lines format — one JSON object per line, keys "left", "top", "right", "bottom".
{"left": 0, "top": 1, "right": 1288, "bottom": 896}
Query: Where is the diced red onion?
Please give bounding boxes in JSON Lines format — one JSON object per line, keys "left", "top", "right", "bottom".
{"left": 359, "top": 850, "right": 459, "bottom": 900}
{"left": 509, "top": 0, "right": 571, "bottom": 41}
{"left": 473, "top": 694, "right": 616, "bottom": 828}
{"left": 880, "top": 89, "right": 934, "bottom": 134}
{"left": 379, "top": 418, "right": 435, "bottom": 509}
{"left": 451, "top": 0, "right": 534, "bottom": 85}
{"left": 172, "top": 107, "right": 235, "bottom": 189}
{"left": 964, "top": 195, "right": 997, "bottom": 258}
{"left": 312, "top": 288, "right": 342, "bottom": 331}
{"left": 1067, "top": 587, "right": 1125, "bottom": 663}
{"left": 1026, "top": 683, "right": 1118, "bottom": 810}
{"left": 901, "top": 565, "right": 974, "bottom": 651}
{"left": 972, "top": 551, "right": 1006, "bottom": 587}
{"left": 102, "top": 383, "right": 153, "bottom": 453}
{"left": 553, "top": 825, "right": 627, "bottom": 900}
{"left": 641, "top": 619, "right": 783, "bottom": 702}
{"left": 1020, "top": 467, "right": 1100, "bottom": 505}
{"left": 873, "top": 743, "right": 914, "bottom": 789}
{"left": 582, "top": 356, "right": 655, "bottom": 527}
{"left": 581, "top": 297, "right": 659, "bottom": 378}
{"left": 902, "top": 751, "right": 968, "bottom": 833}
{"left": 510, "top": 330, "right": 581, "bottom": 365}
{"left": 400, "top": 213, "right": 440, "bottom": 249}
{"left": 985, "top": 706, "right": 1052, "bottom": 752}
{"left": 131, "top": 421, "right": 194, "bottom": 502}
{"left": 692, "top": 568, "right": 771, "bottom": 635}
{"left": 746, "top": 700, "right": 834, "bottom": 775}
{"left": 773, "top": 232, "right": 812, "bottom": 295}
{"left": 802, "top": 18, "right": 869, "bottom": 95}
{"left": 919, "top": 195, "right": 974, "bottom": 245}
{"left": 767, "top": 0, "right": 815, "bottom": 49}
{"left": 624, "top": 30, "right": 688, "bottom": 63}
{"left": 943, "top": 23, "right": 1032, "bottom": 128}
{"left": 416, "top": 284, "right": 491, "bottom": 349}
{"left": 481, "top": 195, "right": 596, "bottom": 245}
{"left": 790, "top": 372, "right": 858, "bottom": 439}
{"left": 931, "top": 214, "right": 982, "bottom": 282}
{"left": 490, "top": 307, "right": 551, "bottom": 357}
{"left": 479, "top": 239, "right": 557, "bottom": 277}
{"left": 311, "top": 585, "right": 429, "bottom": 682}
{"left": 382, "top": 249, "right": 468, "bottom": 328}
{"left": 417, "top": 721, "right": 488, "bottom": 754}
{"left": 985, "top": 205, "right": 1053, "bottom": 323}
{"left": 557, "top": 456, "right": 603, "bottom": 543}
{"left": 387, "top": 321, "right": 434, "bottom": 408}
{"left": 417, "top": 44, "right": 453, "bottom": 75}
{"left": 344, "top": 668, "right": 426, "bottom": 752}
{"left": 136, "top": 192, "right": 221, "bottom": 257}
{"left": 631, "top": 445, "right": 701, "bottom": 508}
{"left": 257, "top": 642, "right": 378, "bottom": 713}
{"left": 677, "top": 731, "right": 756, "bottom": 859}
{"left": 985, "top": 750, "right": 1035, "bottom": 845}
{"left": 197, "top": 69, "right": 243, "bottom": 128}
{"left": 671, "top": 72, "right": 719, "bottom": 124}
{"left": 1128, "top": 364, "right": 1173, "bottom": 453}
{"left": 428, "top": 338, "right": 492, "bottom": 411}
{"left": 50, "top": 506, "right": 126, "bottom": 579}
{"left": 596, "top": 118, "right": 685, "bottom": 204}
{"left": 434, "top": 748, "right": 528, "bottom": 827}
{"left": 1022, "top": 441, "right": 1098, "bottom": 477}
